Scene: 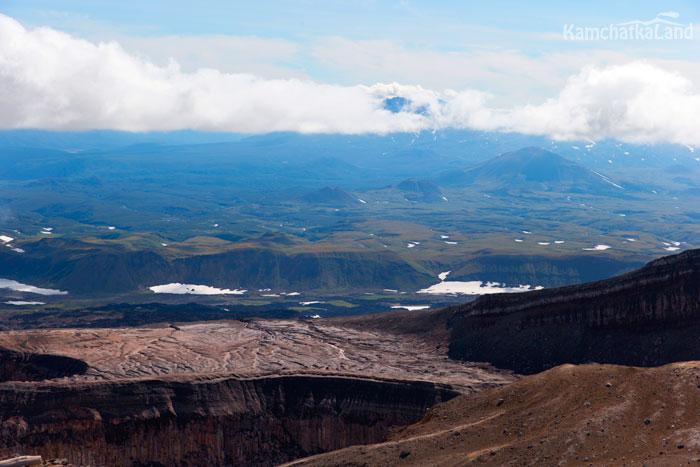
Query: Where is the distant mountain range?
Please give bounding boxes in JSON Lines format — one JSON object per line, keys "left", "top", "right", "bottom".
{"left": 300, "top": 187, "right": 364, "bottom": 206}
{"left": 436, "top": 147, "right": 627, "bottom": 195}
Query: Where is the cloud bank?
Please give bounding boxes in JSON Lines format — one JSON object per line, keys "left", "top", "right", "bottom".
{"left": 1, "top": 14, "right": 699, "bottom": 145}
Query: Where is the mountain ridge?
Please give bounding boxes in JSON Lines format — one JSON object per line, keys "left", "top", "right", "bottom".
{"left": 436, "top": 147, "right": 627, "bottom": 195}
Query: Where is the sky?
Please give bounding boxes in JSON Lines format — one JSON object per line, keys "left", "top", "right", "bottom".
{"left": 1, "top": 1, "right": 700, "bottom": 144}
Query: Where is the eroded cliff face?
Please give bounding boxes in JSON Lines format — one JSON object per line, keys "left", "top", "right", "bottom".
{"left": 447, "top": 249, "right": 700, "bottom": 373}
{"left": 0, "top": 373, "right": 459, "bottom": 466}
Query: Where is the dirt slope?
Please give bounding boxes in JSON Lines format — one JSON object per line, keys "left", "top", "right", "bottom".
{"left": 285, "top": 362, "right": 700, "bottom": 466}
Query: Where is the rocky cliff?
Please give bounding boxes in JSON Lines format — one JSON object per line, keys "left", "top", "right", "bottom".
{"left": 447, "top": 249, "right": 700, "bottom": 373}
{"left": 0, "top": 374, "right": 458, "bottom": 467}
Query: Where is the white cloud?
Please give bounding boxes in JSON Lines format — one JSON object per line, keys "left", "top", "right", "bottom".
{"left": 496, "top": 62, "right": 700, "bottom": 144}
{"left": 368, "top": 62, "right": 700, "bottom": 145}
{"left": 0, "top": 14, "right": 424, "bottom": 134}
{"left": 1, "top": 14, "right": 700, "bottom": 145}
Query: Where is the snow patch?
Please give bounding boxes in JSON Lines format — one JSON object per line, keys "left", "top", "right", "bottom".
{"left": 0, "top": 279, "right": 67, "bottom": 295}
{"left": 4, "top": 301, "right": 45, "bottom": 306}
{"left": 438, "top": 271, "right": 451, "bottom": 281}
{"left": 583, "top": 244, "right": 611, "bottom": 251}
{"left": 590, "top": 170, "right": 623, "bottom": 189}
{"left": 418, "top": 281, "right": 542, "bottom": 296}
{"left": 149, "top": 283, "right": 246, "bottom": 295}
{"left": 391, "top": 305, "right": 431, "bottom": 311}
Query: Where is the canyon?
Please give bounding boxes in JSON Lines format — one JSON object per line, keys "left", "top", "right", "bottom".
{"left": 2, "top": 249, "right": 700, "bottom": 465}
{"left": 0, "top": 319, "right": 511, "bottom": 466}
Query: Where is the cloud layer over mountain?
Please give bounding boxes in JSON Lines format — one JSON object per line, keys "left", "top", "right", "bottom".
{"left": 1, "top": 14, "right": 698, "bottom": 145}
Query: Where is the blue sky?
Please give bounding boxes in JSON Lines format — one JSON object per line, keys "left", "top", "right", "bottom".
{"left": 4, "top": 1, "right": 699, "bottom": 89}
{"left": 4, "top": 1, "right": 699, "bottom": 40}
{"left": 0, "top": 2, "right": 699, "bottom": 143}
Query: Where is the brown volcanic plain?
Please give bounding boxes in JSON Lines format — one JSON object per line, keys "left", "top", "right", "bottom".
{"left": 0, "top": 318, "right": 512, "bottom": 391}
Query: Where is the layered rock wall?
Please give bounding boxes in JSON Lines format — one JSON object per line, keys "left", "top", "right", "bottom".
{"left": 448, "top": 250, "right": 700, "bottom": 373}
{"left": 0, "top": 375, "right": 459, "bottom": 466}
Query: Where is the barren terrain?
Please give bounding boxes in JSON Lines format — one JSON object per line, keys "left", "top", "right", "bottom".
{"left": 287, "top": 362, "right": 700, "bottom": 466}
{"left": 0, "top": 316, "right": 515, "bottom": 465}
{"left": 0, "top": 318, "right": 513, "bottom": 392}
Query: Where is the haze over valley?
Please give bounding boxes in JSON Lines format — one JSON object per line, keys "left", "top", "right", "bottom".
{"left": 1, "top": 132, "right": 698, "bottom": 321}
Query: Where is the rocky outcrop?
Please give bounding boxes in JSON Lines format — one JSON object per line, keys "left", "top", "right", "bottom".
{"left": 0, "top": 375, "right": 459, "bottom": 467}
{"left": 447, "top": 249, "right": 700, "bottom": 373}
